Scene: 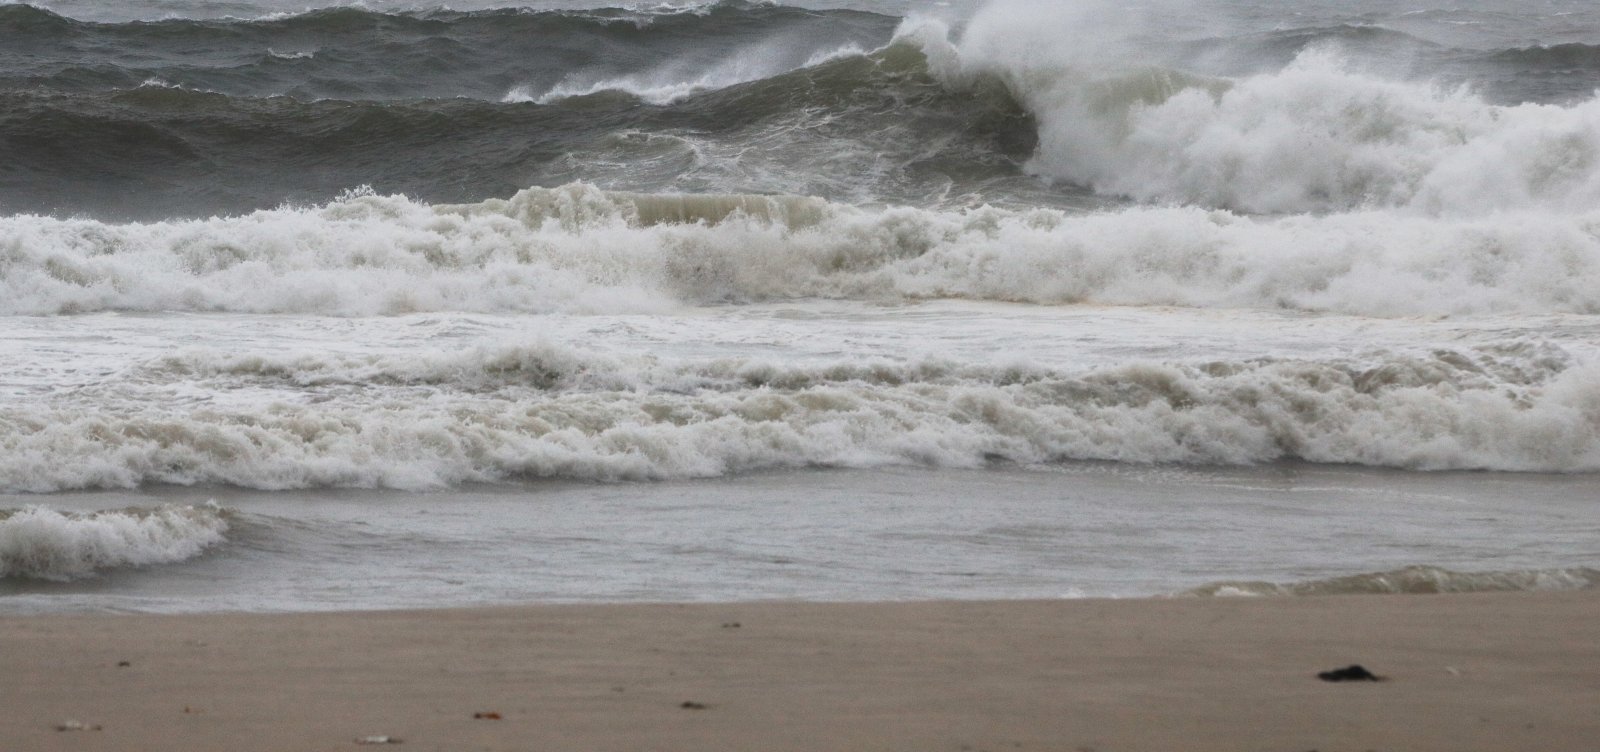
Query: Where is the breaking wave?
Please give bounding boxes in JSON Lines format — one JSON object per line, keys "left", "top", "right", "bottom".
{"left": 5, "top": 183, "right": 1600, "bottom": 317}
{"left": 910, "top": 3, "right": 1600, "bottom": 215}
{"left": 1185, "top": 565, "right": 1600, "bottom": 596}
{"left": 17, "top": 0, "right": 1600, "bottom": 221}
{"left": 0, "top": 504, "right": 230, "bottom": 580}
{"left": 3, "top": 342, "right": 1596, "bottom": 491}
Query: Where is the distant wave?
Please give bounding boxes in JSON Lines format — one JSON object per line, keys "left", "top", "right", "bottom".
{"left": 0, "top": 2, "right": 898, "bottom": 101}
{"left": 505, "top": 44, "right": 874, "bottom": 106}
{"left": 1176, "top": 23, "right": 1442, "bottom": 72}
{"left": 1487, "top": 42, "right": 1600, "bottom": 69}
{"left": 5, "top": 183, "right": 1600, "bottom": 317}
{"left": 0, "top": 37, "right": 1034, "bottom": 219}
{"left": 1185, "top": 565, "right": 1600, "bottom": 596}
{"left": 2, "top": 340, "right": 1596, "bottom": 491}
{"left": 0, "top": 504, "right": 229, "bottom": 580}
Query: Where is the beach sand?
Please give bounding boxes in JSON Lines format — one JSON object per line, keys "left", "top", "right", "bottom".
{"left": 3, "top": 592, "right": 1596, "bottom": 751}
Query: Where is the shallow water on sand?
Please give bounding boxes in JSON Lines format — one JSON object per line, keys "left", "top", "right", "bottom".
{"left": 2, "top": 462, "right": 1595, "bottom": 613}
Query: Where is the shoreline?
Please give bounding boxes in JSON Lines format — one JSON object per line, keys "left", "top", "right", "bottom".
{"left": 4, "top": 591, "right": 1597, "bottom": 751}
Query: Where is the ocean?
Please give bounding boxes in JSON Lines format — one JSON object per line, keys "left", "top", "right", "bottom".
{"left": 1, "top": 0, "right": 1597, "bottom": 613}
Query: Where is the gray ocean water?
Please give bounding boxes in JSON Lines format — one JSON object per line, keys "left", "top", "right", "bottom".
{"left": 2, "top": 0, "right": 1597, "bottom": 613}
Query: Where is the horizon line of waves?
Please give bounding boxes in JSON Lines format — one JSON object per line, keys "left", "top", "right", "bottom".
{"left": 0, "top": 1, "right": 813, "bottom": 29}
{"left": 0, "top": 504, "right": 230, "bottom": 581}
{"left": 0, "top": 1, "right": 899, "bottom": 104}
{"left": 5, "top": 182, "right": 1600, "bottom": 318}
{"left": 1183, "top": 565, "right": 1600, "bottom": 597}
{"left": 3, "top": 348, "right": 1598, "bottom": 491}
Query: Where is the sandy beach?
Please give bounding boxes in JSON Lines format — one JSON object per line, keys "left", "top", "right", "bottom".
{"left": 3, "top": 592, "right": 1596, "bottom": 751}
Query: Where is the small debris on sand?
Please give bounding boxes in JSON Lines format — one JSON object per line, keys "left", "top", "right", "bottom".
{"left": 680, "top": 701, "right": 708, "bottom": 710}
{"left": 1317, "top": 665, "right": 1384, "bottom": 682}
{"left": 56, "top": 720, "right": 102, "bottom": 732}
{"left": 473, "top": 711, "right": 501, "bottom": 720}
{"left": 721, "top": 622, "right": 741, "bottom": 629}
{"left": 116, "top": 660, "right": 132, "bottom": 668}
{"left": 355, "top": 735, "right": 402, "bottom": 744}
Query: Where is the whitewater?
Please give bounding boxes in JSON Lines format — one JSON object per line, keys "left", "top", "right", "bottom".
{"left": 1, "top": 0, "right": 1596, "bottom": 612}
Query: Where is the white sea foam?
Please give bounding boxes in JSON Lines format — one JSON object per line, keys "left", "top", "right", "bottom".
{"left": 1186, "top": 565, "right": 1600, "bottom": 596}
{"left": 4, "top": 344, "right": 1596, "bottom": 491}
{"left": 148, "top": 340, "right": 1057, "bottom": 393}
{"left": 506, "top": 41, "right": 870, "bottom": 105}
{"left": 147, "top": 337, "right": 1576, "bottom": 394}
{"left": 906, "top": 0, "right": 1600, "bottom": 215}
{"left": 0, "top": 505, "right": 229, "bottom": 580}
{"left": 4, "top": 183, "right": 1600, "bottom": 317}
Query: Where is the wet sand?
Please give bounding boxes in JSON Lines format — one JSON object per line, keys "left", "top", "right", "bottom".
{"left": 3, "top": 592, "right": 1597, "bottom": 751}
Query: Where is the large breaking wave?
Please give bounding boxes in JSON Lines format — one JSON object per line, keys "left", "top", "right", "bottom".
{"left": 914, "top": 1, "right": 1600, "bottom": 215}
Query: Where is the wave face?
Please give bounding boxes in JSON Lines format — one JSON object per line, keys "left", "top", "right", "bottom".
{"left": 0, "top": 38, "right": 1040, "bottom": 219}
{"left": 2, "top": 340, "right": 1596, "bottom": 492}
{"left": 912, "top": 1, "right": 1600, "bottom": 215}
{"left": 5, "top": 183, "right": 1600, "bottom": 317}
{"left": 1186, "top": 565, "right": 1600, "bottom": 597}
{"left": 0, "top": 505, "right": 229, "bottom": 580}
{"left": 0, "top": 2, "right": 1050, "bottom": 219}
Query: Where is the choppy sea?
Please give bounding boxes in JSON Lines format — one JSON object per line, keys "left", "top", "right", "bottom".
{"left": 2, "top": 0, "right": 1597, "bottom": 613}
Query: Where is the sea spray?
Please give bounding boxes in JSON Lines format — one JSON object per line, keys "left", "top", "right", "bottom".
{"left": 907, "top": 0, "right": 1600, "bottom": 214}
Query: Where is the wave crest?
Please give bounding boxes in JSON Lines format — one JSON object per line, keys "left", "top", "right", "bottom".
{"left": 0, "top": 504, "right": 230, "bottom": 580}
{"left": 909, "top": 1, "right": 1600, "bottom": 215}
{"left": 4, "top": 345, "right": 1597, "bottom": 491}
{"left": 6, "top": 182, "right": 1600, "bottom": 317}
